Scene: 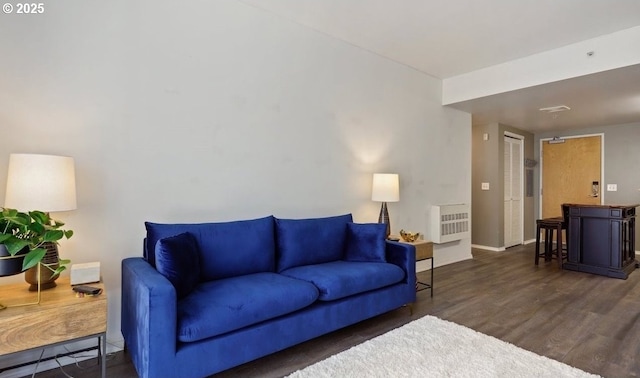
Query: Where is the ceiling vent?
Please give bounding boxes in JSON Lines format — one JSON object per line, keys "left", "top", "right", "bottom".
{"left": 539, "top": 105, "right": 571, "bottom": 113}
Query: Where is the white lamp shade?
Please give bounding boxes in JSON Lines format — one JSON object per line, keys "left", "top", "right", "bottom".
{"left": 4, "top": 153, "right": 77, "bottom": 212}
{"left": 371, "top": 173, "right": 399, "bottom": 202}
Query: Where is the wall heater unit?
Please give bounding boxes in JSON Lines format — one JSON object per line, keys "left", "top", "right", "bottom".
{"left": 431, "top": 204, "right": 470, "bottom": 244}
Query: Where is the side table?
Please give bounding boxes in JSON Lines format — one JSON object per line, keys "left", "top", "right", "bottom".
{"left": 395, "top": 238, "right": 434, "bottom": 297}
{"left": 0, "top": 277, "right": 107, "bottom": 377}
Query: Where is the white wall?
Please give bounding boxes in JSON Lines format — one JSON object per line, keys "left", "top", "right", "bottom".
{"left": 0, "top": 0, "right": 471, "bottom": 350}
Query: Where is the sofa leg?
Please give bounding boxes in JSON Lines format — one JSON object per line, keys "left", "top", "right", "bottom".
{"left": 404, "top": 303, "right": 414, "bottom": 316}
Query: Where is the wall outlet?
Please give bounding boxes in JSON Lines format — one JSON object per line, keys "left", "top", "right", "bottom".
{"left": 481, "top": 182, "right": 490, "bottom": 190}
{"left": 607, "top": 184, "right": 617, "bottom": 191}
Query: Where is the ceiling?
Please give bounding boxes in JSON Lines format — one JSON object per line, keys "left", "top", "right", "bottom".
{"left": 451, "top": 64, "right": 640, "bottom": 132}
{"left": 242, "top": 0, "right": 640, "bottom": 133}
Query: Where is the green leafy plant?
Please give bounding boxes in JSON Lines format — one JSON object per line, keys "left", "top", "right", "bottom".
{"left": 0, "top": 208, "right": 73, "bottom": 276}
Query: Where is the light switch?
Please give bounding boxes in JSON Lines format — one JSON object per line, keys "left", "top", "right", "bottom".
{"left": 481, "top": 182, "right": 490, "bottom": 190}
{"left": 607, "top": 184, "right": 617, "bottom": 191}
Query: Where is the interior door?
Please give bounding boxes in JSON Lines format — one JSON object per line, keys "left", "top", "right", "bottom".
{"left": 504, "top": 136, "right": 523, "bottom": 248}
{"left": 541, "top": 135, "right": 601, "bottom": 218}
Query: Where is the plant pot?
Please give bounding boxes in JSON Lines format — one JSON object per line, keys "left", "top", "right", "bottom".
{"left": 0, "top": 245, "right": 27, "bottom": 277}
{"left": 24, "top": 242, "right": 60, "bottom": 291}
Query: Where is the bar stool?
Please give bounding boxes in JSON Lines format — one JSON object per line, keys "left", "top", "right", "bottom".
{"left": 535, "top": 217, "right": 566, "bottom": 268}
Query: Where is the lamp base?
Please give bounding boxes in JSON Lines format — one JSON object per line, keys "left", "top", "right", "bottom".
{"left": 378, "top": 202, "right": 391, "bottom": 238}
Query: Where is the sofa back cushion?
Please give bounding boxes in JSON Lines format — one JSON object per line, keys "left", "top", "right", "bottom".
{"left": 275, "top": 214, "right": 352, "bottom": 272}
{"left": 145, "top": 215, "right": 276, "bottom": 281}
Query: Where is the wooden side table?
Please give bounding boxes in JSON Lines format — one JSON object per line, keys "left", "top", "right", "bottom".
{"left": 0, "top": 277, "right": 107, "bottom": 377}
{"left": 395, "top": 238, "right": 434, "bottom": 297}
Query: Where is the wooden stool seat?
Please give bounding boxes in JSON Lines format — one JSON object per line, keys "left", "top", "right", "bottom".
{"left": 535, "top": 217, "right": 567, "bottom": 268}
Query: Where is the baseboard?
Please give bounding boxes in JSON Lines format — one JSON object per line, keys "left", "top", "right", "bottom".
{"left": 471, "top": 244, "right": 505, "bottom": 252}
{"left": 471, "top": 240, "right": 536, "bottom": 251}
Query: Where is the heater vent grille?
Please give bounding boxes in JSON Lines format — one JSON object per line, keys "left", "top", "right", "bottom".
{"left": 431, "top": 204, "right": 470, "bottom": 244}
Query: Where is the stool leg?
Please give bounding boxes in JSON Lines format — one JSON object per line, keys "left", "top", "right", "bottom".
{"left": 552, "top": 226, "right": 556, "bottom": 258}
{"left": 535, "top": 223, "right": 541, "bottom": 265}
{"left": 545, "top": 228, "right": 552, "bottom": 261}
{"left": 551, "top": 228, "right": 556, "bottom": 256}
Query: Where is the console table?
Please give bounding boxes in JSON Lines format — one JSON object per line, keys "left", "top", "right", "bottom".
{"left": 0, "top": 277, "right": 107, "bottom": 377}
{"left": 564, "top": 204, "right": 638, "bottom": 279}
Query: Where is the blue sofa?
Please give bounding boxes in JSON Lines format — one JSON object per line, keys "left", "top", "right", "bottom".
{"left": 121, "top": 214, "right": 416, "bottom": 378}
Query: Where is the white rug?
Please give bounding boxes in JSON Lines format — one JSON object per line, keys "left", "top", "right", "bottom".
{"left": 287, "top": 315, "right": 600, "bottom": 378}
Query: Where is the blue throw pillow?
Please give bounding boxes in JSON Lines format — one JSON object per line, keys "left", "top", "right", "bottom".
{"left": 155, "top": 232, "right": 200, "bottom": 299}
{"left": 343, "top": 222, "right": 387, "bottom": 263}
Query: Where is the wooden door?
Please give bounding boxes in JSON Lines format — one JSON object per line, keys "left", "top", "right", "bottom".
{"left": 541, "top": 136, "right": 601, "bottom": 218}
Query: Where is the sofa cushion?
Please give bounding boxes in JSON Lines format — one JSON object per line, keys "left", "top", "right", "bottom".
{"left": 343, "top": 222, "right": 387, "bottom": 263}
{"left": 275, "top": 214, "right": 352, "bottom": 272}
{"left": 155, "top": 232, "right": 200, "bottom": 299}
{"left": 176, "top": 272, "right": 319, "bottom": 342}
{"left": 145, "top": 216, "right": 275, "bottom": 280}
{"left": 281, "top": 260, "right": 405, "bottom": 301}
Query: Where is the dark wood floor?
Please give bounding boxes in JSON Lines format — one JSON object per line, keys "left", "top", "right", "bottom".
{"left": 27, "top": 244, "right": 640, "bottom": 377}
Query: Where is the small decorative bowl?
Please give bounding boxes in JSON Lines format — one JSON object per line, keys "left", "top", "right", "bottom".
{"left": 400, "top": 229, "right": 420, "bottom": 242}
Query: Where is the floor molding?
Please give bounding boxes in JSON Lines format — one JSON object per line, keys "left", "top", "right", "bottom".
{"left": 472, "top": 240, "right": 536, "bottom": 251}
{"left": 471, "top": 244, "right": 505, "bottom": 252}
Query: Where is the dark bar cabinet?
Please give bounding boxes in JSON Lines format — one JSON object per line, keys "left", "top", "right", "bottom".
{"left": 564, "top": 204, "right": 638, "bottom": 279}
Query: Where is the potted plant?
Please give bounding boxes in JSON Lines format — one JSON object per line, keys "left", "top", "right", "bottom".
{"left": 0, "top": 208, "right": 73, "bottom": 287}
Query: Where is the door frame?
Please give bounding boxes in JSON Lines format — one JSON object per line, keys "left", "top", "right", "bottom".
{"left": 538, "top": 133, "right": 605, "bottom": 217}
{"left": 505, "top": 131, "right": 524, "bottom": 247}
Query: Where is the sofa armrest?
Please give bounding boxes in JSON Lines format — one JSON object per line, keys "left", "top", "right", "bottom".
{"left": 385, "top": 241, "right": 416, "bottom": 287}
{"left": 121, "top": 257, "right": 177, "bottom": 378}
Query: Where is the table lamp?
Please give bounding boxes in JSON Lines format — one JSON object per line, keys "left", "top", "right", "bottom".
{"left": 371, "top": 173, "right": 399, "bottom": 238}
{"left": 4, "top": 153, "right": 77, "bottom": 290}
